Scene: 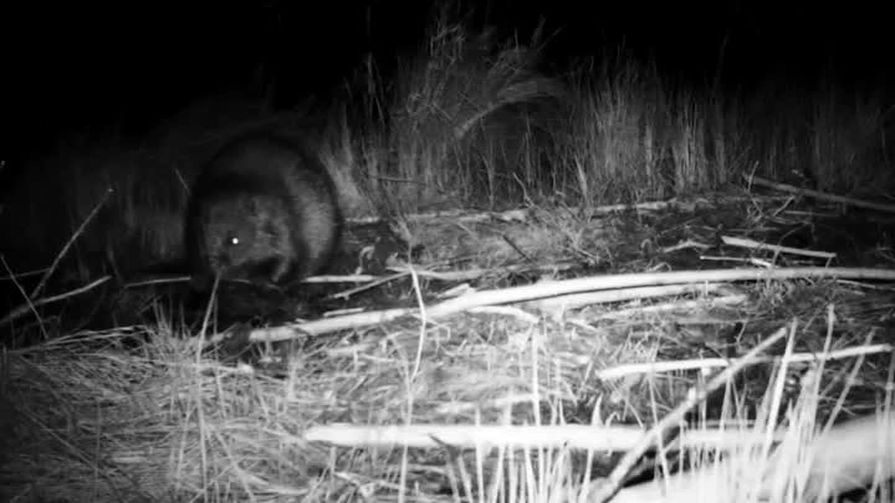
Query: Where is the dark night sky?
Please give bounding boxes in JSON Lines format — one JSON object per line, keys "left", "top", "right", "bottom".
{"left": 3, "top": 0, "right": 893, "bottom": 161}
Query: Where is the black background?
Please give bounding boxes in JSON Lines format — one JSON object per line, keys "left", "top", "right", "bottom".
{"left": 3, "top": 0, "right": 893, "bottom": 161}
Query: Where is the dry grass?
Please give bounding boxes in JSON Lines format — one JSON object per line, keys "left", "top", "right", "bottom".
{"left": 3, "top": 193, "right": 895, "bottom": 502}
{"left": 347, "top": 15, "right": 565, "bottom": 218}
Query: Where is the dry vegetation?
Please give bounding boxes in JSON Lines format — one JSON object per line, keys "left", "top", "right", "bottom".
{"left": 2, "top": 12, "right": 895, "bottom": 503}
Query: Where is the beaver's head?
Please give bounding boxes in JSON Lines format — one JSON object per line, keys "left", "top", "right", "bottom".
{"left": 200, "top": 193, "right": 294, "bottom": 285}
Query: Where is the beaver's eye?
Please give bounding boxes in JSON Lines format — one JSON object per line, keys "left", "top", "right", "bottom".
{"left": 227, "top": 235, "right": 240, "bottom": 247}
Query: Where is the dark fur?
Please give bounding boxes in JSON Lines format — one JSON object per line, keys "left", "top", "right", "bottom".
{"left": 185, "top": 135, "right": 342, "bottom": 292}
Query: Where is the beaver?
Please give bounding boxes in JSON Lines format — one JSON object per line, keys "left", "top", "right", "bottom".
{"left": 184, "top": 134, "right": 342, "bottom": 293}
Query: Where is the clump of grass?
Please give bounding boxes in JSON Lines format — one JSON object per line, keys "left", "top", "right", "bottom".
{"left": 554, "top": 54, "right": 749, "bottom": 211}
{"left": 350, "top": 14, "right": 564, "bottom": 217}
{"left": 5, "top": 276, "right": 892, "bottom": 501}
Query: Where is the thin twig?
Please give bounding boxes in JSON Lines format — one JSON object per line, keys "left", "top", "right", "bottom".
{"left": 0, "top": 267, "right": 51, "bottom": 281}
{"left": 0, "top": 276, "right": 111, "bottom": 328}
{"left": 31, "top": 187, "right": 113, "bottom": 299}
{"left": 328, "top": 271, "right": 410, "bottom": 300}
{"left": 0, "top": 255, "right": 48, "bottom": 338}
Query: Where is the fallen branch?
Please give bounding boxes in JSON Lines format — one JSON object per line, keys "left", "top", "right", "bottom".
{"left": 533, "top": 283, "right": 729, "bottom": 318}
{"left": 425, "top": 267, "right": 895, "bottom": 320}
{"left": 722, "top": 235, "right": 836, "bottom": 261}
{"left": 588, "top": 293, "right": 748, "bottom": 321}
{"left": 700, "top": 255, "right": 776, "bottom": 268}
{"left": 597, "top": 343, "right": 893, "bottom": 380}
{"left": 746, "top": 174, "right": 895, "bottom": 213}
{"left": 248, "top": 267, "right": 895, "bottom": 343}
{"left": 304, "top": 423, "right": 785, "bottom": 452}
